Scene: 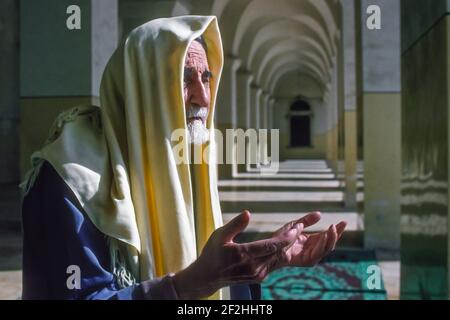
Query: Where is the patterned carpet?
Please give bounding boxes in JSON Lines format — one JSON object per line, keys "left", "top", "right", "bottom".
{"left": 262, "top": 249, "right": 387, "bottom": 300}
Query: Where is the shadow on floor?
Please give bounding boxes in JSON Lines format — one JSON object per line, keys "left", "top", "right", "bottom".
{"left": 262, "top": 249, "right": 387, "bottom": 300}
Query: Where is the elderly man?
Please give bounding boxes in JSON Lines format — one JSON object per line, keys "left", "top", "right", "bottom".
{"left": 21, "top": 16, "right": 346, "bottom": 300}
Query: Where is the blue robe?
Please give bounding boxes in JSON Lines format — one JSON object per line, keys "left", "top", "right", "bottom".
{"left": 21, "top": 161, "right": 259, "bottom": 300}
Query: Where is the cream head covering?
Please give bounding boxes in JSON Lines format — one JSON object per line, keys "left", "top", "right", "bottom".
{"left": 21, "top": 15, "right": 224, "bottom": 296}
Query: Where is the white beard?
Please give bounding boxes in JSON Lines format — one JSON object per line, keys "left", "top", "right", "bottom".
{"left": 187, "top": 119, "right": 209, "bottom": 145}
{"left": 186, "top": 106, "right": 209, "bottom": 145}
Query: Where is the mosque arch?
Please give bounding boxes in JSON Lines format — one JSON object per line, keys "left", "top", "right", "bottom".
{"left": 243, "top": 16, "right": 333, "bottom": 72}
{"left": 232, "top": 0, "right": 339, "bottom": 59}
{"left": 257, "top": 46, "right": 330, "bottom": 89}
{"left": 248, "top": 31, "right": 332, "bottom": 79}
{"left": 269, "top": 63, "right": 326, "bottom": 94}
{"left": 273, "top": 71, "right": 325, "bottom": 98}
{"left": 261, "top": 54, "right": 328, "bottom": 91}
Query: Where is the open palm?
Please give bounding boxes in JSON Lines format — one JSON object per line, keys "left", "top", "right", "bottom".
{"left": 272, "top": 212, "right": 346, "bottom": 267}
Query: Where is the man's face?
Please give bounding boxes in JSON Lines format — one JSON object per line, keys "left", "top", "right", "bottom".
{"left": 183, "top": 40, "right": 212, "bottom": 145}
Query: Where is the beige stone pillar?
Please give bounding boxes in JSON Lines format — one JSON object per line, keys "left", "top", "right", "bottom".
{"left": 20, "top": 0, "right": 118, "bottom": 178}
{"left": 235, "top": 70, "right": 254, "bottom": 174}
{"left": 0, "top": 0, "right": 19, "bottom": 184}
{"left": 360, "top": 0, "right": 401, "bottom": 252}
{"left": 250, "top": 85, "right": 262, "bottom": 130}
{"left": 216, "top": 55, "right": 241, "bottom": 179}
{"left": 326, "top": 63, "right": 339, "bottom": 174}
{"left": 342, "top": 0, "right": 358, "bottom": 209}
{"left": 400, "top": 0, "right": 450, "bottom": 299}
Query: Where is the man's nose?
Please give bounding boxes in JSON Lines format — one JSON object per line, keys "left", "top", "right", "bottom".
{"left": 188, "top": 76, "right": 210, "bottom": 108}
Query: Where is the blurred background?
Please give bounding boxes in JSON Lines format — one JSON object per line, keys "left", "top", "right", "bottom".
{"left": 0, "top": 0, "right": 448, "bottom": 300}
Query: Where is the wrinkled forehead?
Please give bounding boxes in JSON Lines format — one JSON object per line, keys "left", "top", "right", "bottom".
{"left": 185, "top": 40, "right": 209, "bottom": 70}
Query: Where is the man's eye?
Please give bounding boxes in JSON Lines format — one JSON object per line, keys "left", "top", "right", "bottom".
{"left": 202, "top": 76, "right": 210, "bottom": 84}
{"left": 202, "top": 70, "right": 212, "bottom": 83}
{"left": 184, "top": 68, "right": 193, "bottom": 85}
{"left": 202, "top": 71, "right": 212, "bottom": 84}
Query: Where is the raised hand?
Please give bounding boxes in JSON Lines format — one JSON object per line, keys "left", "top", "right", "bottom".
{"left": 172, "top": 211, "right": 346, "bottom": 299}
{"left": 173, "top": 210, "right": 300, "bottom": 299}
{"left": 272, "top": 212, "right": 346, "bottom": 267}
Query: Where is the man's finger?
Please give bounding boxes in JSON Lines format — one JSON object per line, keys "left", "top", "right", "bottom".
{"left": 219, "top": 210, "right": 251, "bottom": 243}
{"left": 274, "top": 212, "right": 321, "bottom": 236}
{"left": 325, "top": 225, "right": 338, "bottom": 253}
{"left": 239, "top": 223, "right": 302, "bottom": 258}
{"left": 336, "top": 221, "right": 347, "bottom": 240}
{"left": 295, "top": 212, "right": 322, "bottom": 228}
{"left": 312, "top": 230, "right": 328, "bottom": 258}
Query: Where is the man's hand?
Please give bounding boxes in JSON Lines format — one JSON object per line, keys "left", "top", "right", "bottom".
{"left": 172, "top": 210, "right": 346, "bottom": 299}
{"left": 271, "top": 212, "right": 346, "bottom": 268}
{"left": 173, "top": 210, "right": 299, "bottom": 299}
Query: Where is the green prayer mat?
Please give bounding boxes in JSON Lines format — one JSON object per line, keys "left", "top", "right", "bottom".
{"left": 261, "top": 249, "right": 387, "bottom": 300}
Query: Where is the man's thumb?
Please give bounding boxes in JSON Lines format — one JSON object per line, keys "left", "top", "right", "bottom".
{"left": 219, "top": 210, "right": 251, "bottom": 243}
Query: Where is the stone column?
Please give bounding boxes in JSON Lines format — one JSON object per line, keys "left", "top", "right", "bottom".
{"left": 360, "top": 0, "right": 401, "bottom": 252}
{"left": 20, "top": 0, "right": 118, "bottom": 178}
{"left": 216, "top": 55, "right": 241, "bottom": 179}
{"left": 236, "top": 70, "right": 253, "bottom": 174}
{"left": 247, "top": 85, "right": 262, "bottom": 171}
{"left": 250, "top": 85, "right": 262, "bottom": 130}
{"left": 236, "top": 70, "right": 253, "bottom": 130}
{"left": 268, "top": 98, "right": 275, "bottom": 130}
{"left": 342, "top": 0, "right": 358, "bottom": 210}
{"left": 262, "top": 94, "right": 267, "bottom": 132}
{"left": 400, "top": 0, "right": 450, "bottom": 299}
{"left": 262, "top": 92, "right": 271, "bottom": 130}
{"left": 0, "top": 0, "right": 19, "bottom": 184}
{"left": 258, "top": 92, "right": 271, "bottom": 166}
{"left": 326, "top": 62, "right": 339, "bottom": 174}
